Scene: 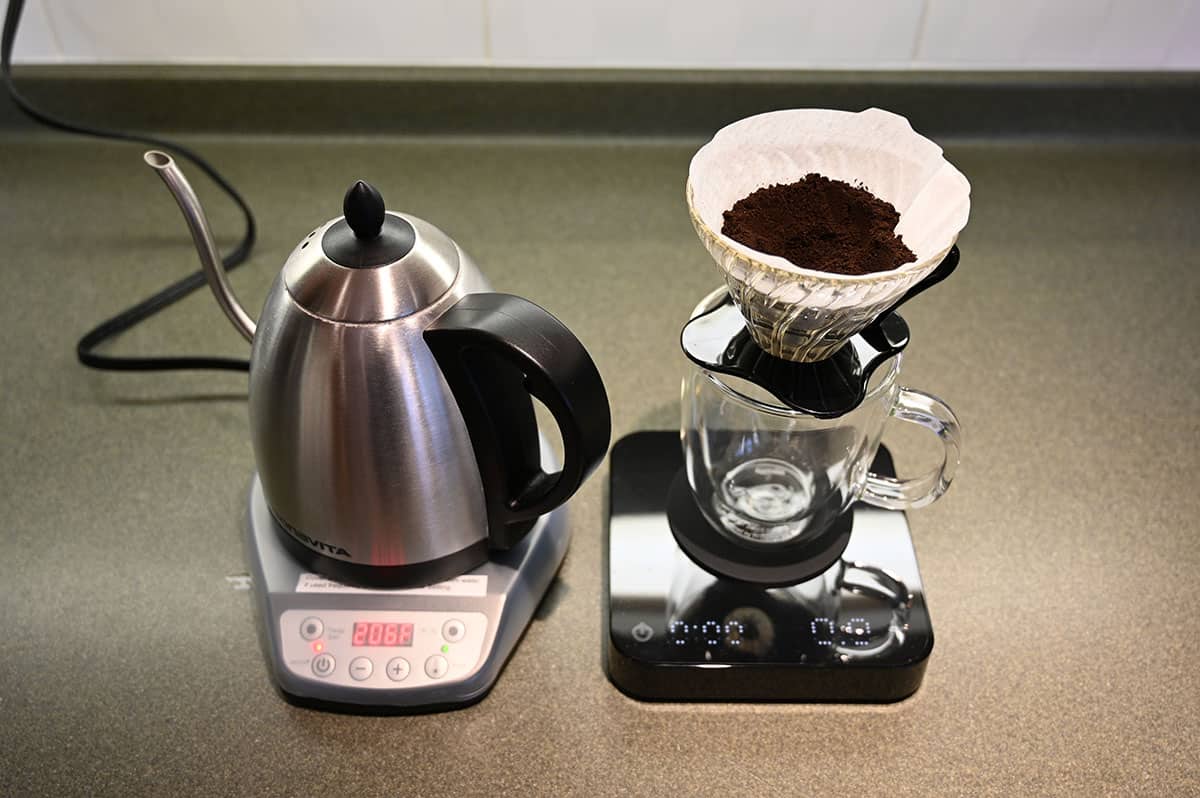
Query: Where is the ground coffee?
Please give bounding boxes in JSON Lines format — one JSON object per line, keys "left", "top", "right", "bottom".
{"left": 721, "top": 174, "right": 916, "bottom": 275}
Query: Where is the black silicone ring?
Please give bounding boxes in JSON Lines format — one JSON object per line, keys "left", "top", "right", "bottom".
{"left": 666, "top": 471, "right": 853, "bottom": 588}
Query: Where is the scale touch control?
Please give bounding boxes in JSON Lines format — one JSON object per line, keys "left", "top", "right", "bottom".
{"left": 349, "top": 657, "right": 374, "bottom": 681}
{"left": 312, "top": 653, "right": 336, "bottom": 677}
{"left": 425, "top": 655, "right": 449, "bottom": 679}
{"left": 300, "top": 617, "right": 324, "bottom": 641}
{"left": 442, "top": 619, "right": 466, "bottom": 643}
{"left": 631, "top": 622, "right": 654, "bottom": 642}
{"left": 386, "top": 658, "right": 411, "bottom": 682}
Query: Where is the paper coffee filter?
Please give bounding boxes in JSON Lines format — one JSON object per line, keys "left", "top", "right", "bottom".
{"left": 689, "top": 108, "right": 970, "bottom": 277}
{"left": 686, "top": 108, "right": 971, "bottom": 361}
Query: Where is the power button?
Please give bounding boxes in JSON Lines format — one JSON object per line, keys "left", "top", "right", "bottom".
{"left": 311, "top": 653, "right": 336, "bottom": 678}
{"left": 631, "top": 622, "right": 654, "bottom": 642}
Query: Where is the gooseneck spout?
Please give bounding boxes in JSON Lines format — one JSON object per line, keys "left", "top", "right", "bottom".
{"left": 143, "top": 150, "right": 256, "bottom": 343}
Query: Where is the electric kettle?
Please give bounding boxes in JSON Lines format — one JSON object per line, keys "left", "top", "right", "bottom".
{"left": 144, "top": 151, "right": 611, "bottom": 587}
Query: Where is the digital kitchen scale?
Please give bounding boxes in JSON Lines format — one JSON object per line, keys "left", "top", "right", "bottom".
{"left": 604, "top": 432, "right": 934, "bottom": 702}
{"left": 246, "top": 475, "right": 569, "bottom": 714}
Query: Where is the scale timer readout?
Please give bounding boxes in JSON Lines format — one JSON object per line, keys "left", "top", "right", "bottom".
{"left": 668, "top": 620, "right": 747, "bottom": 648}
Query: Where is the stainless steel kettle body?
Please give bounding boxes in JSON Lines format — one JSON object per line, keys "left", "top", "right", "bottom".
{"left": 250, "top": 225, "right": 495, "bottom": 584}
{"left": 146, "top": 152, "right": 611, "bottom": 588}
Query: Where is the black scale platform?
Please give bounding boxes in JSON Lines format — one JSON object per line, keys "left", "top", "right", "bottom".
{"left": 604, "top": 431, "right": 934, "bottom": 702}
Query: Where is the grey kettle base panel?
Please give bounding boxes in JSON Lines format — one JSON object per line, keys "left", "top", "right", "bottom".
{"left": 245, "top": 474, "right": 570, "bottom": 713}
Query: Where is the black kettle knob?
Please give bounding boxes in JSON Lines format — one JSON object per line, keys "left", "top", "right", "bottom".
{"left": 323, "top": 180, "right": 416, "bottom": 269}
{"left": 343, "top": 180, "right": 386, "bottom": 240}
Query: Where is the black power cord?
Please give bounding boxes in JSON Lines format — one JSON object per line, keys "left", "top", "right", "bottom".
{"left": 2, "top": 0, "right": 254, "bottom": 372}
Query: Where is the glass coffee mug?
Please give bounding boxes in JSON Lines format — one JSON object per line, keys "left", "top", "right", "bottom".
{"left": 682, "top": 354, "right": 961, "bottom": 547}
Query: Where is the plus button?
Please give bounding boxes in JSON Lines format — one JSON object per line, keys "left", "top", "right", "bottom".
{"left": 385, "top": 657, "right": 411, "bottom": 682}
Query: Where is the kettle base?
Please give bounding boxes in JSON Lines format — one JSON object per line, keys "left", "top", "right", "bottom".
{"left": 271, "top": 514, "right": 490, "bottom": 590}
{"left": 245, "top": 472, "right": 571, "bottom": 713}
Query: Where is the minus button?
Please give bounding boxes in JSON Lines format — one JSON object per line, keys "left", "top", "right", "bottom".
{"left": 349, "top": 657, "right": 374, "bottom": 681}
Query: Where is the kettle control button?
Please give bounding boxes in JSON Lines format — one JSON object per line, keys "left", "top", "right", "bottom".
{"left": 385, "top": 657, "right": 411, "bottom": 682}
{"left": 349, "top": 657, "right": 374, "bottom": 682}
{"left": 311, "top": 653, "right": 336, "bottom": 678}
{"left": 299, "top": 617, "right": 324, "bottom": 641}
{"left": 442, "top": 619, "right": 466, "bottom": 643}
{"left": 424, "top": 655, "right": 449, "bottom": 680}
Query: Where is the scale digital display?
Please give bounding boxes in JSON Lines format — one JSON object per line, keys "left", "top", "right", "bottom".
{"left": 668, "top": 620, "right": 746, "bottom": 648}
{"left": 351, "top": 621, "right": 414, "bottom": 647}
{"left": 811, "top": 616, "right": 872, "bottom": 648}
{"left": 666, "top": 613, "right": 878, "bottom": 656}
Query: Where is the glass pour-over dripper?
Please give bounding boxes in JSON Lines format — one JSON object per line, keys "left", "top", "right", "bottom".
{"left": 687, "top": 108, "right": 971, "bottom": 363}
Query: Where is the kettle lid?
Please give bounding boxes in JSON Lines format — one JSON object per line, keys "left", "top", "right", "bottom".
{"left": 282, "top": 180, "right": 463, "bottom": 323}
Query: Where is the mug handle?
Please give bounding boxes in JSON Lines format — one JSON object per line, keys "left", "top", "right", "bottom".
{"left": 861, "top": 387, "right": 962, "bottom": 510}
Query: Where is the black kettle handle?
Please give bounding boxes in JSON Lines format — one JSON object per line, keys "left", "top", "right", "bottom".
{"left": 425, "top": 293, "right": 612, "bottom": 549}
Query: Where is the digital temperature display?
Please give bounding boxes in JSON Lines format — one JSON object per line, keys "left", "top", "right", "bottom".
{"left": 351, "top": 621, "right": 414, "bottom": 647}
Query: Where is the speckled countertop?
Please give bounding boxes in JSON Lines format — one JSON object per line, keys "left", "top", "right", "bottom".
{"left": 2, "top": 108, "right": 1199, "bottom": 795}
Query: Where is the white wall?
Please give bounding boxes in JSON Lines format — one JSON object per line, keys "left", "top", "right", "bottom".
{"left": 11, "top": 0, "right": 1200, "bottom": 70}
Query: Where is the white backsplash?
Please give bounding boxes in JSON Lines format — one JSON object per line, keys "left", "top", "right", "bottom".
{"left": 11, "top": 0, "right": 1200, "bottom": 69}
